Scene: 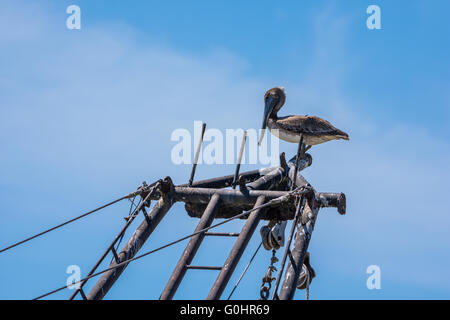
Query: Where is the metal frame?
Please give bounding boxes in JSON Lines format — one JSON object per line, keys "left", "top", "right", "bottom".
{"left": 71, "top": 144, "right": 345, "bottom": 300}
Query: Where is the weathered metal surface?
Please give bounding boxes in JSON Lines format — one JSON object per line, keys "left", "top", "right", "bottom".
{"left": 188, "top": 123, "right": 206, "bottom": 187}
{"left": 160, "top": 193, "right": 221, "bottom": 300}
{"left": 278, "top": 194, "right": 320, "bottom": 300}
{"left": 270, "top": 194, "right": 306, "bottom": 299}
{"left": 317, "top": 192, "right": 346, "bottom": 215}
{"left": 184, "top": 165, "right": 290, "bottom": 220}
{"left": 72, "top": 149, "right": 344, "bottom": 300}
{"left": 207, "top": 196, "right": 266, "bottom": 300}
{"left": 178, "top": 168, "right": 272, "bottom": 189}
{"left": 174, "top": 187, "right": 288, "bottom": 205}
{"left": 184, "top": 191, "right": 341, "bottom": 220}
{"left": 69, "top": 185, "right": 157, "bottom": 300}
{"left": 86, "top": 189, "right": 174, "bottom": 300}
{"left": 246, "top": 167, "right": 285, "bottom": 191}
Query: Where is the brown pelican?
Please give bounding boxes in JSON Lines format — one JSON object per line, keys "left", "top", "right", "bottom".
{"left": 258, "top": 87, "right": 349, "bottom": 150}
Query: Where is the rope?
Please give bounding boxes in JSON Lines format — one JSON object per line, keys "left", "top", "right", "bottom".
{"left": 0, "top": 195, "right": 131, "bottom": 254}
{"left": 34, "top": 187, "right": 307, "bottom": 300}
{"left": 227, "top": 241, "right": 262, "bottom": 300}
{"left": 109, "top": 197, "right": 142, "bottom": 264}
{"left": 0, "top": 181, "right": 158, "bottom": 255}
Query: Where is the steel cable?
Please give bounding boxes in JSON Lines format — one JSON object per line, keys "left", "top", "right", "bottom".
{"left": 34, "top": 187, "right": 307, "bottom": 300}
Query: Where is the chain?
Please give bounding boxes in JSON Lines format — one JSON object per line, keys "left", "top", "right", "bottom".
{"left": 259, "top": 249, "right": 278, "bottom": 300}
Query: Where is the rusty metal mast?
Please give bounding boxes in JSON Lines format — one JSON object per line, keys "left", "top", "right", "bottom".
{"left": 66, "top": 127, "right": 346, "bottom": 301}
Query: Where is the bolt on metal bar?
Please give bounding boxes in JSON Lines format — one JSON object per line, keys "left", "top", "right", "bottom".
{"left": 160, "top": 193, "right": 221, "bottom": 300}
{"left": 188, "top": 122, "right": 206, "bottom": 187}
{"left": 207, "top": 195, "right": 266, "bottom": 300}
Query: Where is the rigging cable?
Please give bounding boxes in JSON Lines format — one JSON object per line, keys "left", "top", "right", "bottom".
{"left": 0, "top": 189, "right": 146, "bottom": 254}
{"left": 227, "top": 241, "right": 262, "bottom": 300}
{"left": 34, "top": 187, "right": 308, "bottom": 300}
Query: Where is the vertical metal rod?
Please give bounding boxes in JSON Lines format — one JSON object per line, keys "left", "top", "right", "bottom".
{"left": 207, "top": 196, "right": 266, "bottom": 300}
{"left": 160, "top": 193, "right": 221, "bottom": 300}
{"left": 189, "top": 123, "right": 206, "bottom": 187}
{"left": 278, "top": 198, "right": 319, "bottom": 300}
{"left": 270, "top": 196, "right": 304, "bottom": 300}
{"left": 271, "top": 137, "right": 305, "bottom": 299}
{"left": 86, "top": 194, "right": 174, "bottom": 300}
{"left": 291, "top": 134, "right": 304, "bottom": 190}
{"left": 232, "top": 130, "right": 247, "bottom": 189}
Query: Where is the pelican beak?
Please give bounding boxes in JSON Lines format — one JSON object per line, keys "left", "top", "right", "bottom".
{"left": 258, "top": 96, "right": 278, "bottom": 146}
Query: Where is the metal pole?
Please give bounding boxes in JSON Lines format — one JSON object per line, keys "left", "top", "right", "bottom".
{"left": 160, "top": 193, "right": 221, "bottom": 300}
{"left": 188, "top": 123, "right": 206, "bottom": 186}
{"left": 172, "top": 187, "right": 288, "bottom": 206}
{"left": 291, "top": 134, "right": 304, "bottom": 190}
{"left": 270, "top": 195, "right": 304, "bottom": 300}
{"left": 278, "top": 196, "right": 320, "bottom": 300}
{"left": 207, "top": 195, "right": 266, "bottom": 300}
{"left": 277, "top": 153, "right": 325, "bottom": 300}
{"left": 232, "top": 131, "right": 247, "bottom": 189}
{"left": 86, "top": 193, "right": 174, "bottom": 300}
{"left": 271, "top": 137, "right": 304, "bottom": 299}
{"left": 178, "top": 167, "right": 274, "bottom": 189}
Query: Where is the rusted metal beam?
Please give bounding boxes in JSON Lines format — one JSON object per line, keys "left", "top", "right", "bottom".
{"left": 278, "top": 194, "right": 320, "bottom": 300}
{"left": 205, "top": 164, "right": 288, "bottom": 299}
{"left": 173, "top": 187, "right": 288, "bottom": 205}
{"left": 246, "top": 167, "right": 285, "bottom": 191}
{"left": 160, "top": 193, "right": 221, "bottom": 300}
{"left": 277, "top": 157, "right": 345, "bottom": 300}
{"left": 184, "top": 191, "right": 342, "bottom": 220}
{"left": 317, "top": 192, "right": 346, "bottom": 215}
{"left": 207, "top": 195, "right": 266, "bottom": 300}
{"left": 86, "top": 190, "right": 174, "bottom": 300}
{"left": 178, "top": 168, "right": 272, "bottom": 189}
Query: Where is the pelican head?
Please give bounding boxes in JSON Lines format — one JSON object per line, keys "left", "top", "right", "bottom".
{"left": 258, "top": 87, "right": 286, "bottom": 145}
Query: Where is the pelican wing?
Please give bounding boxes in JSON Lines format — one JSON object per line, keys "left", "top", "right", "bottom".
{"left": 277, "top": 115, "right": 349, "bottom": 139}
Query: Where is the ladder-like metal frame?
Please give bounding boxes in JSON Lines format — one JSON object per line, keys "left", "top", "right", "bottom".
{"left": 67, "top": 149, "right": 345, "bottom": 300}
{"left": 68, "top": 125, "right": 346, "bottom": 300}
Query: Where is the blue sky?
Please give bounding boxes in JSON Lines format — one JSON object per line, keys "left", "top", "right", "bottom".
{"left": 0, "top": 0, "right": 449, "bottom": 300}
